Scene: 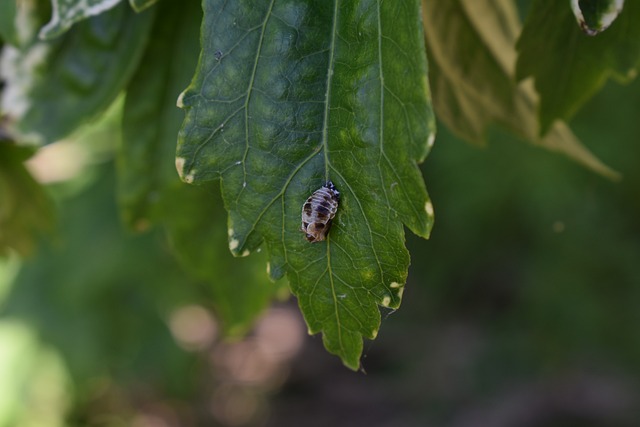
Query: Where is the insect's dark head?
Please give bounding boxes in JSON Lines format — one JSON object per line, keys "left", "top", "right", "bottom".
{"left": 324, "top": 180, "right": 340, "bottom": 199}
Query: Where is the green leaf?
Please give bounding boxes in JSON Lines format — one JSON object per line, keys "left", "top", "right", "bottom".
{"left": 128, "top": 0, "right": 157, "bottom": 13}
{"left": 0, "top": 141, "right": 54, "bottom": 256}
{"left": 163, "top": 185, "right": 282, "bottom": 337}
{"left": 3, "top": 162, "right": 198, "bottom": 391}
{"left": 423, "top": 0, "right": 619, "bottom": 180}
{"left": 119, "top": 0, "right": 198, "bottom": 228}
{"left": 0, "top": 322, "right": 69, "bottom": 427}
{"left": 39, "top": 0, "right": 124, "bottom": 40}
{"left": 0, "top": 0, "right": 51, "bottom": 49}
{"left": 0, "top": 0, "right": 18, "bottom": 45}
{"left": 176, "top": 0, "right": 434, "bottom": 369}
{"left": 1, "top": 1, "right": 154, "bottom": 145}
{"left": 571, "top": 0, "right": 624, "bottom": 35}
{"left": 517, "top": 0, "right": 640, "bottom": 134}
{"left": 120, "top": 0, "right": 279, "bottom": 335}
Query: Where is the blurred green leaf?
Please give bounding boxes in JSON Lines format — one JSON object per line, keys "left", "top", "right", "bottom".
{"left": 423, "top": 0, "right": 619, "bottom": 179}
{"left": 176, "top": 0, "right": 434, "bottom": 369}
{"left": 0, "top": 322, "right": 70, "bottom": 427}
{"left": 163, "top": 185, "right": 281, "bottom": 337}
{"left": 39, "top": 0, "right": 124, "bottom": 40}
{"left": 120, "top": 0, "right": 279, "bottom": 336}
{"left": 119, "top": 0, "right": 198, "bottom": 228}
{"left": 0, "top": 0, "right": 18, "bottom": 45}
{"left": 128, "top": 0, "right": 157, "bottom": 13}
{"left": 517, "top": 0, "right": 640, "bottom": 134}
{"left": 0, "top": 141, "right": 54, "bottom": 256}
{"left": 0, "top": 0, "right": 52, "bottom": 49}
{"left": 1, "top": 1, "right": 154, "bottom": 145}
{"left": 3, "top": 163, "right": 198, "bottom": 395}
{"left": 570, "top": 0, "right": 624, "bottom": 35}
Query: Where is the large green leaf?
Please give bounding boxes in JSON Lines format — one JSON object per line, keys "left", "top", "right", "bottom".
{"left": 176, "top": 0, "right": 434, "bottom": 369}
{"left": 1, "top": 1, "right": 154, "bottom": 145}
{"left": 39, "top": 0, "right": 124, "bottom": 40}
{"left": 0, "top": 141, "right": 54, "bottom": 256}
{"left": 120, "top": 0, "right": 278, "bottom": 335}
{"left": 423, "top": 0, "right": 618, "bottom": 179}
{"left": 517, "top": 0, "right": 640, "bottom": 134}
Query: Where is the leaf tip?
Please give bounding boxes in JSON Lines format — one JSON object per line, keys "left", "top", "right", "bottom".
{"left": 175, "top": 155, "right": 186, "bottom": 174}
{"left": 175, "top": 157, "right": 195, "bottom": 183}
{"left": 228, "top": 236, "right": 240, "bottom": 253}
{"left": 415, "top": 199, "right": 435, "bottom": 239}
{"left": 267, "top": 259, "right": 286, "bottom": 281}
{"left": 381, "top": 295, "right": 392, "bottom": 308}
{"left": 427, "top": 132, "right": 436, "bottom": 150}
{"left": 182, "top": 171, "right": 196, "bottom": 184}
{"left": 570, "top": 0, "right": 624, "bottom": 36}
{"left": 425, "top": 200, "right": 434, "bottom": 218}
{"left": 176, "top": 90, "right": 187, "bottom": 109}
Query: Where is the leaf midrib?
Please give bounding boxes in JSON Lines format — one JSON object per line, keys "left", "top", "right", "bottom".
{"left": 324, "top": 0, "right": 345, "bottom": 356}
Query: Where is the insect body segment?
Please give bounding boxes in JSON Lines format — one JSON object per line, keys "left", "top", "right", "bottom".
{"left": 301, "top": 181, "right": 340, "bottom": 242}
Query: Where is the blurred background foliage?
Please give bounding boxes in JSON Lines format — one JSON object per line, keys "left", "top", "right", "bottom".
{"left": 0, "top": 75, "right": 638, "bottom": 427}
{"left": 1, "top": 0, "right": 640, "bottom": 426}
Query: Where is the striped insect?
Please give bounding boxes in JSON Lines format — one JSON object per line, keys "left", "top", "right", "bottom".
{"left": 300, "top": 181, "right": 340, "bottom": 242}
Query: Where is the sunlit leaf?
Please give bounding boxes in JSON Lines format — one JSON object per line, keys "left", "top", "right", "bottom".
{"left": 1, "top": 1, "right": 154, "bottom": 145}
{"left": 176, "top": 0, "right": 434, "bottom": 369}
{"left": 120, "top": 0, "right": 279, "bottom": 335}
{"left": 517, "top": 0, "right": 640, "bottom": 134}
{"left": 423, "top": 0, "right": 619, "bottom": 179}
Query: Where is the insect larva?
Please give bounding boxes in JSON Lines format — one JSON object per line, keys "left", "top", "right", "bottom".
{"left": 300, "top": 181, "right": 340, "bottom": 242}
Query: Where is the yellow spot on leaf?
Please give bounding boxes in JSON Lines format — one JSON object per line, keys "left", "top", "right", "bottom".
{"left": 176, "top": 90, "right": 186, "bottom": 108}
{"left": 425, "top": 200, "right": 434, "bottom": 217}
{"left": 427, "top": 133, "right": 435, "bottom": 148}
{"left": 381, "top": 295, "right": 391, "bottom": 307}
{"left": 175, "top": 157, "right": 186, "bottom": 178}
{"left": 183, "top": 172, "right": 195, "bottom": 184}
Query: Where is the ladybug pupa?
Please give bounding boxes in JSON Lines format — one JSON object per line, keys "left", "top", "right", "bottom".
{"left": 300, "top": 181, "right": 340, "bottom": 242}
